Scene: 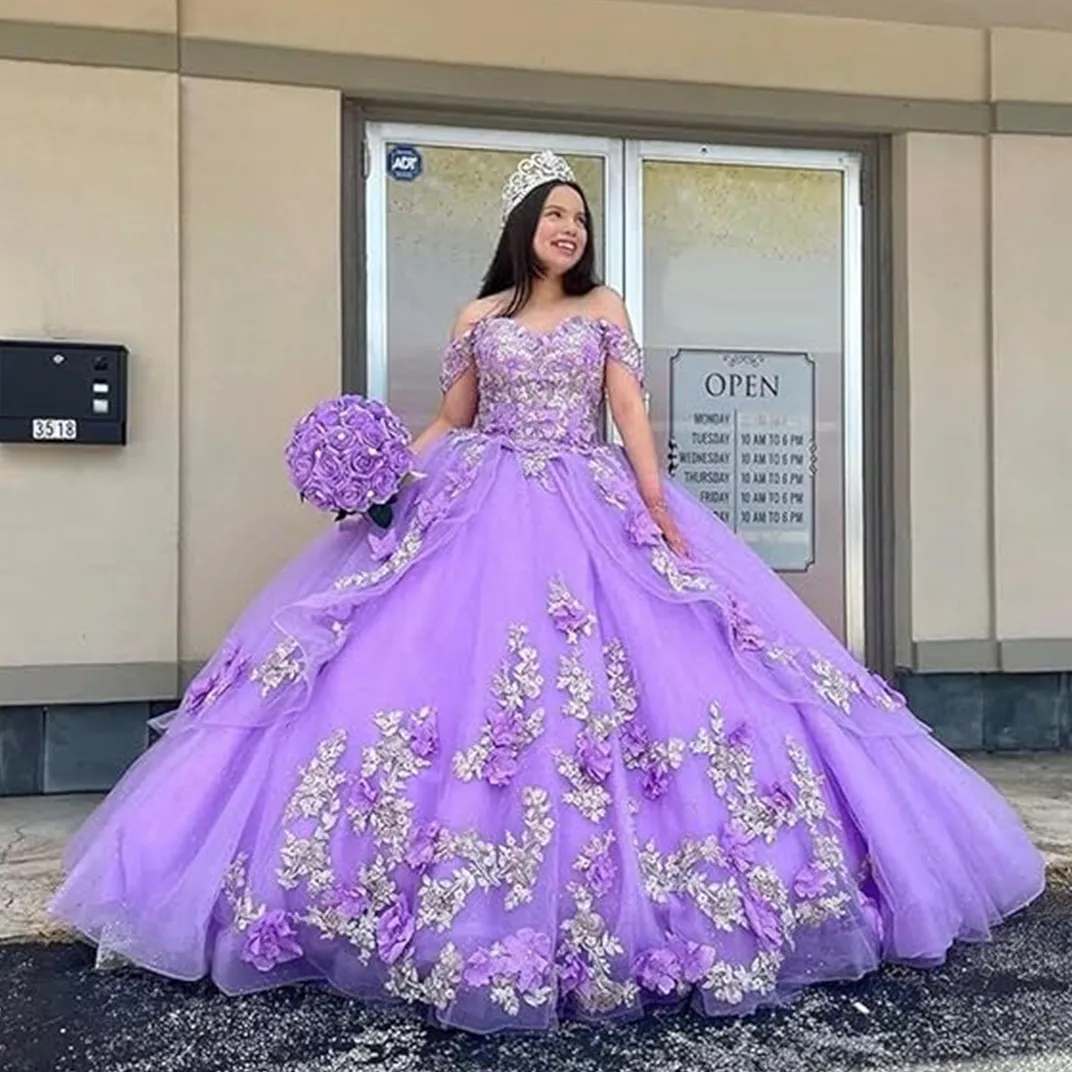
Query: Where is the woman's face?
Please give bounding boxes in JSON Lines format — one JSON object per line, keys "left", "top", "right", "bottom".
{"left": 532, "top": 184, "right": 588, "bottom": 277}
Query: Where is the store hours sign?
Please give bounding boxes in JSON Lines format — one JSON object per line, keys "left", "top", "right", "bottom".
{"left": 668, "top": 349, "right": 817, "bottom": 571}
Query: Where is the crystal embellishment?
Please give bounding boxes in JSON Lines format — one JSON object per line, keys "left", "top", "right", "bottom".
{"left": 501, "top": 151, "right": 577, "bottom": 222}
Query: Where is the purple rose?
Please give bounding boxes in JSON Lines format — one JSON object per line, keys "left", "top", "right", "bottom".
{"left": 387, "top": 443, "right": 414, "bottom": 477}
{"left": 405, "top": 821, "right": 442, "bottom": 870}
{"left": 368, "top": 527, "right": 397, "bottom": 562}
{"left": 323, "top": 883, "right": 370, "bottom": 920}
{"left": 667, "top": 936, "right": 717, "bottom": 983}
{"left": 376, "top": 896, "right": 415, "bottom": 965}
{"left": 743, "top": 897, "right": 782, "bottom": 950}
{"left": 576, "top": 729, "right": 612, "bottom": 783}
{"left": 370, "top": 466, "right": 398, "bottom": 503}
{"left": 587, "top": 847, "right": 617, "bottom": 898}
{"left": 348, "top": 775, "right": 381, "bottom": 814}
{"left": 463, "top": 947, "right": 504, "bottom": 988}
{"left": 329, "top": 425, "right": 359, "bottom": 456}
{"left": 348, "top": 445, "right": 378, "bottom": 478}
{"left": 556, "top": 949, "right": 591, "bottom": 995}
{"left": 625, "top": 505, "right": 662, "bottom": 547}
{"left": 313, "top": 451, "right": 345, "bottom": 489}
{"left": 794, "top": 862, "right": 833, "bottom": 899}
{"left": 409, "top": 711, "right": 439, "bottom": 759}
{"left": 500, "top": 929, "right": 552, "bottom": 994}
{"left": 621, "top": 720, "right": 650, "bottom": 765}
{"left": 289, "top": 453, "right": 314, "bottom": 485}
{"left": 641, "top": 759, "right": 670, "bottom": 801}
{"left": 635, "top": 947, "right": 682, "bottom": 995}
{"left": 336, "top": 482, "right": 367, "bottom": 515}
{"left": 483, "top": 747, "right": 519, "bottom": 788}
{"left": 361, "top": 422, "right": 386, "bottom": 451}
{"left": 242, "top": 910, "right": 303, "bottom": 972}
{"left": 487, "top": 709, "right": 522, "bottom": 749}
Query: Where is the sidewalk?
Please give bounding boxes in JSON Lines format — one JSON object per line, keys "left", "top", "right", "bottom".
{"left": 2, "top": 753, "right": 1071, "bottom": 943}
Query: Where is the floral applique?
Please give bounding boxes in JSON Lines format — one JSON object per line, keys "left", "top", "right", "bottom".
{"left": 223, "top": 856, "right": 304, "bottom": 972}
{"left": 346, "top": 707, "right": 440, "bottom": 867}
{"left": 461, "top": 928, "right": 555, "bottom": 1014}
{"left": 574, "top": 832, "right": 618, "bottom": 900}
{"left": 558, "top": 882, "right": 638, "bottom": 1014}
{"left": 385, "top": 944, "right": 465, "bottom": 1012}
{"left": 250, "top": 636, "right": 303, "bottom": 698}
{"left": 418, "top": 786, "right": 554, "bottom": 929}
{"left": 453, "top": 626, "right": 545, "bottom": 788}
{"left": 622, "top": 726, "right": 688, "bottom": 802}
{"left": 182, "top": 638, "right": 250, "bottom": 715}
{"left": 586, "top": 447, "right": 713, "bottom": 595}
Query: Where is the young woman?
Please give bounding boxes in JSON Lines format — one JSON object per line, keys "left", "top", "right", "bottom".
{"left": 52, "top": 150, "right": 1044, "bottom": 1033}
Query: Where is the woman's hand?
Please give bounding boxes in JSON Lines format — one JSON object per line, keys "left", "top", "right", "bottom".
{"left": 649, "top": 500, "right": 688, "bottom": 557}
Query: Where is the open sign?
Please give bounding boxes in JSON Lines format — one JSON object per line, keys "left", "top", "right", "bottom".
{"left": 387, "top": 144, "right": 423, "bottom": 182}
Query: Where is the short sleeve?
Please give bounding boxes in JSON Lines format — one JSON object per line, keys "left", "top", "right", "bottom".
{"left": 439, "top": 327, "right": 476, "bottom": 394}
{"left": 602, "top": 320, "right": 645, "bottom": 387}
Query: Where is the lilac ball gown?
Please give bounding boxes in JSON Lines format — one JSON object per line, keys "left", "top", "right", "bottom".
{"left": 52, "top": 314, "right": 1045, "bottom": 1033}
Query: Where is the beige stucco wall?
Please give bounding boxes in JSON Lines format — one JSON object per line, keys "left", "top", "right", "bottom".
{"left": 182, "top": 0, "right": 987, "bottom": 102}
{"left": 179, "top": 77, "right": 340, "bottom": 659}
{"left": 0, "top": 63, "right": 340, "bottom": 674}
{"left": 898, "top": 133, "right": 991, "bottom": 644}
{"left": 991, "top": 134, "right": 1072, "bottom": 639}
{"left": 991, "top": 28, "right": 1072, "bottom": 104}
{"left": 3, "top": 2, "right": 1072, "bottom": 108}
{"left": 0, "top": 60, "right": 180, "bottom": 668}
{"left": 0, "top": 0, "right": 175, "bottom": 32}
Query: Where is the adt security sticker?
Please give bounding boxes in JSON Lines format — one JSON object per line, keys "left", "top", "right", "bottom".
{"left": 387, "top": 144, "right": 423, "bottom": 182}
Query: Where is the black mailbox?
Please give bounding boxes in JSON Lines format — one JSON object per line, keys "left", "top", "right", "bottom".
{"left": 0, "top": 340, "right": 128, "bottom": 445}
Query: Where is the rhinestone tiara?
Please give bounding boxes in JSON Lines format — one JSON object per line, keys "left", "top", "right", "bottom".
{"left": 501, "top": 150, "right": 577, "bottom": 222}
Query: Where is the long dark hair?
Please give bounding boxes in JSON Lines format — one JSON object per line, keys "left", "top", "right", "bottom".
{"left": 477, "top": 180, "right": 600, "bottom": 320}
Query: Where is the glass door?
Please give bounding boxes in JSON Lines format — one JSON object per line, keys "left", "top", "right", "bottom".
{"left": 624, "top": 142, "right": 864, "bottom": 654}
{"left": 364, "top": 123, "right": 624, "bottom": 435}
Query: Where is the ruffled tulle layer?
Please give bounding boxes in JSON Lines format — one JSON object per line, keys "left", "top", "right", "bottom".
{"left": 52, "top": 433, "right": 1045, "bottom": 1033}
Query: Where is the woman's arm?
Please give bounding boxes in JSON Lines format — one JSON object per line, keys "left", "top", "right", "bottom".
{"left": 411, "top": 306, "right": 481, "bottom": 457}
{"left": 596, "top": 289, "right": 688, "bottom": 555}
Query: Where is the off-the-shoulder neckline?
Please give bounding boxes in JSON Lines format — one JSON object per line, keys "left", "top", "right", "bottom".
{"left": 456, "top": 313, "right": 628, "bottom": 343}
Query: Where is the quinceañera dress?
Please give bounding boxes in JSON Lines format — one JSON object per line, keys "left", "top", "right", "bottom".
{"left": 54, "top": 216, "right": 1043, "bottom": 1039}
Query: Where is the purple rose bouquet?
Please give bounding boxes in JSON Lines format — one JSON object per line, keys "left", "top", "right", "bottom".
{"left": 285, "top": 395, "right": 417, "bottom": 528}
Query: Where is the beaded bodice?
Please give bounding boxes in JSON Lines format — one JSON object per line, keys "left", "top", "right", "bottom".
{"left": 439, "top": 315, "right": 645, "bottom": 450}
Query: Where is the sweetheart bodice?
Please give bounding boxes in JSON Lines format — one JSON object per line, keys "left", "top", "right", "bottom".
{"left": 439, "top": 315, "right": 645, "bottom": 451}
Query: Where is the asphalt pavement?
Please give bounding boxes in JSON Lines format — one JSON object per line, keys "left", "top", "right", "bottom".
{"left": 1, "top": 884, "right": 1070, "bottom": 1072}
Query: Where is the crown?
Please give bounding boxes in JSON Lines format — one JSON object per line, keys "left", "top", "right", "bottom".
{"left": 501, "top": 150, "right": 577, "bottom": 222}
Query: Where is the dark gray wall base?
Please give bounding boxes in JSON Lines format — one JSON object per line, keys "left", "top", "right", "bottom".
{"left": 895, "top": 670, "right": 1072, "bottom": 752}
{"left": 0, "top": 700, "right": 177, "bottom": 796}
{"left": 1, "top": 673, "right": 1069, "bottom": 796}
